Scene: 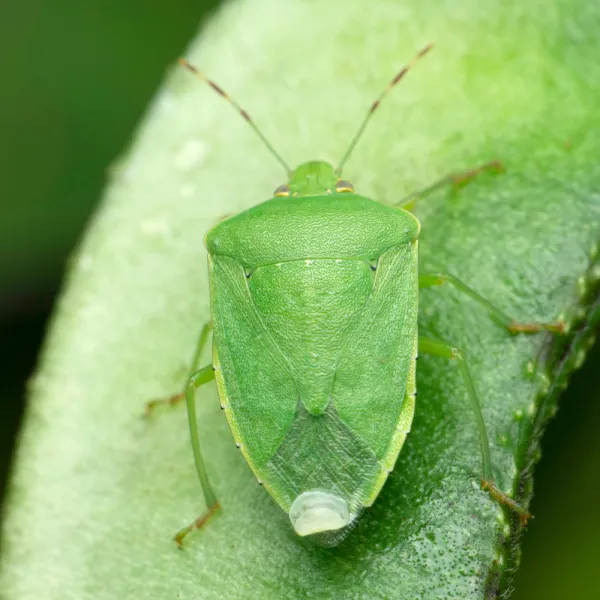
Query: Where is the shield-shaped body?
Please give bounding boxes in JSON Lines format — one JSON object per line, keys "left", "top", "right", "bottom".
{"left": 205, "top": 168, "right": 420, "bottom": 544}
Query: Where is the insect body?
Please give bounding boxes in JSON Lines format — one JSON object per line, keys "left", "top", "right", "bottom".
{"left": 208, "top": 161, "right": 419, "bottom": 541}
{"left": 150, "top": 46, "right": 564, "bottom": 547}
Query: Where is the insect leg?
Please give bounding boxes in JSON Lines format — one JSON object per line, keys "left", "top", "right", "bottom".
{"left": 144, "top": 321, "right": 213, "bottom": 416}
{"left": 419, "top": 272, "right": 565, "bottom": 334}
{"left": 418, "top": 336, "right": 531, "bottom": 524}
{"left": 396, "top": 160, "right": 503, "bottom": 210}
{"left": 174, "top": 363, "right": 220, "bottom": 547}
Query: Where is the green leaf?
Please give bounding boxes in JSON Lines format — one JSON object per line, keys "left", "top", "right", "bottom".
{"left": 2, "top": 0, "right": 599, "bottom": 598}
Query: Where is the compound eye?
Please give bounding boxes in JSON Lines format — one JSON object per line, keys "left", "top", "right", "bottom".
{"left": 274, "top": 184, "right": 290, "bottom": 197}
{"left": 336, "top": 180, "right": 354, "bottom": 193}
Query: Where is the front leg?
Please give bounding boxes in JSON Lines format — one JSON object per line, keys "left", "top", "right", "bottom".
{"left": 397, "top": 160, "right": 504, "bottom": 211}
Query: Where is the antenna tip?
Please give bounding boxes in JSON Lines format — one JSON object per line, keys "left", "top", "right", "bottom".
{"left": 421, "top": 43, "right": 434, "bottom": 56}
{"left": 178, "top": 57, "right": 195, "bottom": 72}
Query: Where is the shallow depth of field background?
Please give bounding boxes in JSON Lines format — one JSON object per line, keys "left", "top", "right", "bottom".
{"left": 1, "top": 2, "right": 598, "bottom": 598}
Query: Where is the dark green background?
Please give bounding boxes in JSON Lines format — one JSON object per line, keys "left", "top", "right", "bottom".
{"left": 1, "top": 2, "right": 597, "bottom": 598}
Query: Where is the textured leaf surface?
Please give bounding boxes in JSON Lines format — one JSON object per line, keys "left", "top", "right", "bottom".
{"left": 2, "top": 0, "right": 599, "bottom": 598}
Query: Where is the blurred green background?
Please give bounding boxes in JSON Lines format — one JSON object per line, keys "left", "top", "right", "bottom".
{"left": 0, "top": 2, "right": 598, "bottom": 598}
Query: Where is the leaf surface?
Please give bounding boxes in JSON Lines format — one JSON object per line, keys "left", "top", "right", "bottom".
{"left": 2, "top": 0, "right": 600, "bottom": 598}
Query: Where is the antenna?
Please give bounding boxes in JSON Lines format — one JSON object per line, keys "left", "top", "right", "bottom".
{"left": 335, "top": 44, "right": 433, "bottom": 175}
{"left": 179, "top": 58, "right": 292, "bottom": 176}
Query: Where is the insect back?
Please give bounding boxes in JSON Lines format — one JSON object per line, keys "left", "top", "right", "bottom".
{"left": 206, "top": 164, "right": 420, "bottom": 544}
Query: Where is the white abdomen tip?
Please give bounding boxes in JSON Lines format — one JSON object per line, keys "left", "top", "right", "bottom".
{"left": 289, "top": 491, "right": 350, "bottom": 536}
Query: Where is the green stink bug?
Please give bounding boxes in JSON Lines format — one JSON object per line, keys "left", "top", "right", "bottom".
{"left": 148, "top": 45, "right": 564, "bottom": 547}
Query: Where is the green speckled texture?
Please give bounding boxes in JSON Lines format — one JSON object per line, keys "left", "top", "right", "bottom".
{"left": 1, "top": 0, "right": 600, "bottom": 598}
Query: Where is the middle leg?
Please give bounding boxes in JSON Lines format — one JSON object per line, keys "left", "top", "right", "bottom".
{"left": 419, "top": 272, "right": 565, "bottom": 335}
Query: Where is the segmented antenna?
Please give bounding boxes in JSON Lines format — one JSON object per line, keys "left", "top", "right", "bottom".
{"left": 178, "top": 58, "right": 292, "bottom": 176}
{"left": 336, "top": 44, "right": 434, "bottom": 175}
